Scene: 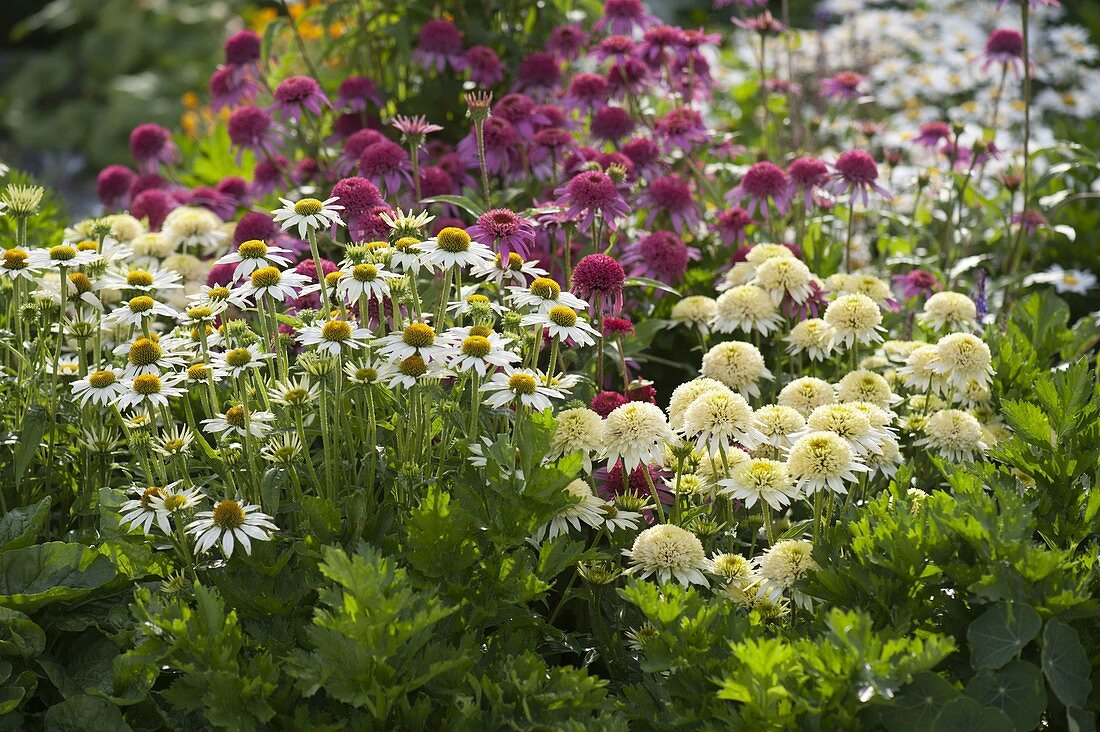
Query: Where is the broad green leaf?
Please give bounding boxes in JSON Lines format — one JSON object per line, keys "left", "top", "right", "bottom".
{"left": 0, "top": 497, "right": 50, "bottom": 551}
{"left": 0, "top": 684, "right": 24, "bottom": 715}
{"left": 421, "top": 195, "right": 485, "bottom": 218}
{"left": 1000, "top": 401, "right": 1052, "bottom": 448}
{"left": 964, "top": 661, "right": 1046, "bottom": 731}
{"left": 44, "top": 694, "right": 130, "bottom": 732}
{"left": 0, "top": 543, "right": 116, "bottom": 613}
{"left": 13, "top": 406, "right": 48, "bottom": 488}
{"left": 931, "top": 697, "right": 1014, "bottom": 732}
{"left": 967, "top": 603, "right": 1041, "bottom": 670}
{"left": 1041, "top": 620, "right": 1092, "bottom": 709}
{"left": 873, "top": 672, "right": 959, "bottom": 732}
{"left": 0, "top": 607, "right": 44, "bottom": 658}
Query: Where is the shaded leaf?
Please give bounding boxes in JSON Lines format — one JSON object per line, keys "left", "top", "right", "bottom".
{"left": 965, "top": 661, "right": 1046, "bottom": 731}
{"left": 967, "top": 603, "right": 1041, "bottom": 670}
{"left": 1042, "top": 620, "right": 1091, "bottom": 709}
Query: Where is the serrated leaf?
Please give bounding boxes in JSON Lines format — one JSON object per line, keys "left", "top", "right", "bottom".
{"left": 967, "top": 603, "right": 1041, "bottom": 670}
{"left": 1041, "top": 620, "right": 1091, "bottom": 709}
{"left": 1000, "top": 400, "right": 1052, "bottom": 448}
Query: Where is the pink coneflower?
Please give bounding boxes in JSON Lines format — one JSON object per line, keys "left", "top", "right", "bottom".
{"left": 781, "top": 278, "right": 826, "bottom": 320}
{"left": 129, "top": 123, "right": 179, "bottom": 174}
{"left": 765, "top": 78, "right": 802, "bottom": 97}
{"left": 563, "top": 73, "right": 611, "bottom": 114}
{"left": 621, "top": 230, "right": 700, "bottom": 285}
{"left": 338, "top": 129, "right": 386, "bottom": 175}
{"left": 625, "top": 381, "right": 657, "bottom": 404}
{"left": 514, "top": 51, "right": 561, "bottom": 97}
{"left": 599, "top": 461, "right": 670, "bottom": 504}
{"left": 414, "top": 18, "right": 464, "bottom": 72}
{"left": 210, "top": 66, "right": 261, "bottom": 110}
{"left": 289, "top": 257, "right": 340, "bottom": 311}
{"left": 251, "top": 155, "right": 288, "bottom": 198}
{"left": 360, "top": 204, "right": 397, "bottom": 241}
{"left": 1014, "top": 210, "right": 1048, "bottom": 235}
{"left": 358, "top": 140, "right": 413, "bottom": 195}
{"left": 607, "top": 57, "right": 651, "bottom": 98}
{"left": 468, "top": 209, "right": 537, "bottom": 260}
{"left": 419, "top": 165, "right": 457, "bottom": 198}
{"left": 233, "top": 211, "right": 281, "bottom": 247}
{"left": 97, "top": 165, "right": 135, "bottom": 210}
{"left": 129, "top": 173, "right": 165, "bottom": 199}
{"left": 292, "top": 158, "right": 320, "bottom": 186}
{"left": 534, "top": 103, "right": 571, "bottom": 131}
{"left": 639, "top": 25, "right": 689, "bottom": 71}
{"left": 458, "top": 117, "right": 522, "bottom": 178}
{"left": 830, "top": 149, "right": 891, "bottom": 206}
{"left": 714, "top": 0, "right": 769, "bottom": 7}
{"left": 914, "top": 121, "right": 952, "bottom": 149}
{"left": 271, "top": 76, "right": 329, "bottom": 121}
{"left": 188, "top": 186, "right": 235, "bottom": 219}
{"left": 554, "top": 169, "right": 632, "bottom": 232}
{"left": 727, "top": 161, "right": 792, "bottom": 218}
{"left": 620, "top": 137, "right": 663, "bottom": 180}
{"left": 216, "top": 175, "right": 249, "bottom": 204}
{"left": 595, "top": 0, "right": 658, "bottom": 35}
{"left": 787, "top": 156, "right": 830, "bottom": 211}
{"left": 591, "top": 390, "right": 630, "bottom": 418}
{"left": 330, "top": 113, "right": 366, "bottom": 142}
{"left": 224, "top": 30, "right": 261, "bottom": 68}
{"left": 391, "top": 115, "right": 443, "bottom": 147}
{"left": 593, "top": 35, "right": 637, "bottom": 63}
{"left": 456, "top": 45, "right": 504, "bottom": 86}
{"left": 603, "top": 316, "right": 635, "bottom": 338}
{"left": 548, "top": 24, "right": 589, "bottom": 60}
{"left": 529, "top": 128, "right": 576, "bottom": 179}
{"left": 820, "top": 71, "right": 868, "bottom": 102}
{"left": 331, "top": 177, "right": 385, "bottom": 240}
{"left": 227, "top": 106, "right": 283, "bottom": 162}
{"left": 654, "top": 107, "right": 708, "bottom": 153}
{"left": 982, "top": 29, "right": 1025, "bottom": 77}
{"left": 131, "top": 189, "right": 177, "bottom": 231}
{"left": 733, "top": 11, "right": 788, "bottom": 35}
{"left": 642, "top": 175, "right": 699, "bottom": 234}
{"left": 493, "top": 93, "right": 546, "bottom": 138}
{"left": 595, "top": 152, "right": 635, "bottom": 180}
{"left": 892, "top": 269, "right": 940, "bottom": 300}
{"left": 715, "top": 207, "right": 756, "bottom": 247}
{"left": 572, "top": 253, "right": 626, "bottom": 314}
{"left": 336, "top": 76, "right": 383, "bottom": 112}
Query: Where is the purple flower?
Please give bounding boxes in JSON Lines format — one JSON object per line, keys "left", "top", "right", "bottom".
{"left": 251, "top": 155, "right": 288, "bottom": 198}
{"left": 642, "top": 175, "right": 699, "bottom": 234}
{"left": 608, "top": 58, "right": 650, "bottom": 98}
{"left": 413, "top": 19, "right": 464, "bottom": 72}
{"left": 457, "top": 117, "right": 522, "bottom": 178}
{"left": 336, "top": 76, "right": 383, "bottom": 112}
{"left": 733, "top": 11, "right": 788, "bottom": 35}
{"left": 892, "top": 269, "right": 941, "bottom": 300}
{"left": 129, "top": 123, "right": 179, "bottom": 174}
{"left": 786, "top": 157, "right": 830, "bottom": 211}
{"left": 820, "top": 71, "right": 868, "bottom": 102}
{"left": 727, "top": 161, "right": 792, "bottom": 218}
{"left": 1013, "top": 209, "right": 1048, "bottom": 235}
{"left": 914, "top": 121, "right": 952, "bottom": 149}
{"left": 982, "top": 29, "right": 1025, "bottom": 77}
{"left": 594, "top": 0, "right": 659, "bottom": 36}
{"left": 455, "top": 45, "right": 504, "bottom": 86}
{"left": 391, "top": 115, "right": 443, "bottom": 147}
{"left": 829, "top": 149, "right": 891, "bottom": 207}
{"left": 572, "top": 253, "right": 626, "bottom": 314}
{"left": 715, "top": 207, "right": 757, "bottom": 247}
{"left": 97, "top": 165, "right": 135, "bottom": 211}
{"left": 271, "top": 76, "right": 329, "bottom": 121}
{"left": 621, "top": 229, "right": 700, "bottom": 285}
{"left": 210, "top": 66, "right": 261, "bottom": 111}
{"left": 131, "top": 189, "right": 177, "bottom": 231}
{"left": 654, "top": 107, "right": 708, "bottom": 153}
{"left": 562, "top": 73, "right": 610, "bottom": 114}
{"left": 358, "top": 140, "right": 413, "bottom": 196}
{"left": 338, "top": 129, "right": 387, "bottom": 176}
{"left": 620, "top": 137, "right": 663, "bottom": 180}
{"left": 590, "top": 106, "right": 635, "bottom": 143}
{"left": 554, "top": 169, "right": 632, "bottom": 232}
{"left": 639, "top": 25, "right": 689, "bottom": 72}
{"left": 492, "top": 93, "right": 546, "bottom": 138}
{"left": 513, "top": 51, "right": 561, "bottom": 98}
{"left": 331, "top": 177, "right": 385, "bottom": 241}
{"left": 468, "top": 209, "right": 537, "bottom": 260}
{"left": 188, "top": 186, "right": 236, "bottom": 219}
{"left": 592, "top": 35, "right": 636, "bottom": 63}
{"left": 228, "top": 106, "right": 283, "bottom": 163}
{"left": 547, "top": 24, "right": 589, "bottom": 61}
{"left": 224, "top": 30, "right": 261, "bottom": 68}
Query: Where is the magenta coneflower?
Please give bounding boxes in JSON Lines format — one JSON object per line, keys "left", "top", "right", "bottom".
{"left": 608, "top": 57, "right": 651, "bottom": 98}
{"left": 621, "top": 230, "right": 700, "bottom": 285}
{"left": 593, "top": 35, "right": 637, "bottom": 63}
{"left": 595, "top": 152, "right": 635, "bottom": 180}
{"left": 594, "top": 0, "right": 658, "bottom": 35}
{"left": 338, "top": 129, "right": 386, "bottom": 175}
{"left": 572, "top": 253, "right": 626, "bottom": 314}
{"left": 97, "top": 165, "right": 135, "bottom": 211}
{"left": 131, "top": 189, "right": 177, "bottom": 231}
{"left": 654, "top": 107, "right": 708, "bottom": 153}
{"left": 563, "top": 73, "right": 611, "bottom": 115}
{"left": 292, "top": 158, "right": 320, "bottom": 186}
{"left": 892, "top": 269, "right": 940, "bottom": 300}
{"left": 513, "top": 51, "right": 561, "bottom": 97}
{"left": 642, "top": 175, "right": 699, "bottom": 234}
{"left": 216, "top": 175, "right": 249, "bottom": 203}
{"left": 419, "top": 166, "right": 457, "bottom": 199}
{"left": 727, "top": 161, "right": 792, "bottom": 218}
{"left": 733, "top": 11, "right": 788, "bottom": 36}
{"left": 493, "top": 93, "right": 546, "bottom": 138}
{"left": 591, "top": 390, "right": 630, "bottom": 418}
{"left": 227, "top": 106, "right": 283, "bottom": 163}
{"left": 468, "top": 209, "right": 537, "bottom": 260}
{"left": 534, "top": 103, "right": 571, "bottom": 131}
{"left": 982, "top": 29, "right": 1025, "bottom": 77}
{"left": 358, "top": 140, "right": 413, "bottom": 195}
{"left": 548, "top": 24, "right": 589, "bottom": 60}
{"left": 590, "top": 106, "right": 634, "bottom": 143}
{"left": 251, "top": 155, "right": 288, "bottom": 197}
{"left": 830, "top": 149, "right": 891, "bottom": 206}
{"left": 331, "top": 177, "right": 385, "bottom": 240}
{"left": 188, "top": 186, "right": 235, "bottom": 220}
{"left": 715, "top": 207, "right": 756, "bottom": 246}
{"left": 787, "top": 156, "right": 830, "bottom": 211}
{"left": 391, "top": 115, "right": 443, "bottom": 147}
{"left": 414, "top": 18, "right": 464, "bottom": 72}
{"left": 820, "top": 71, "right": 868, "bottom": 103}
{"left": 620, "top": 137, "right": 663, "bottom": 179}
{"left": 210, "top": 66, "right": 261, "bottom": 110}
{"left": 456, "top": 45, "right": 504, "bottom": 86}
{"left": 336, "top": 76, "right": 383, "bottom": 112}
{"left": 603, "top": 316, "right": 635, "bottom": 338}
{"left": 913, "top": 121, "right": 952, "bottom": 149}
{"left": 639, "top": 25, "right": 689, "bottom": 71}
{"left": 781, "top": 278, "right": 826, "bottom": 320}
{"left": 271, "top": 76, "right": 329, "bottom": 121}
{"left": 458, "top": 117, "right": 522, "bottom": 177}
{"left": 330, "top": 113, "right": 366, "bottom": 142}
{"left": 554, "top": 169, "right": 632, "bottom": 232}
{"left": 129, "top": 123, "right": 179, "bottom": 174}
{"left": 234, "top": 211, "right": 281, "bottom": 246}
{"left": 1014, "top": 210, "right": 1048, "bottom": 235}
{"left": 530, "top": 128, "right": 576, "bottom": 179}
{"left": 129, "top": 173, "right": 164, "bottom": 199}
{"left": 224, "top": 30, "right": 261, "bottom": 68}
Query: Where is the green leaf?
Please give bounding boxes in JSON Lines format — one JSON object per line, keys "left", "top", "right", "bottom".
{"left": 0, "top": 543, "right": 116, "bottom": 613}
{"left": 44, "top": 694, "right": 130, "bottom": 731}
{"left": 965, "top": 661, "right": 1046, "bottom": 731}
{"left": 1000, "top": 401, "right": 1052, "bottom": 448}
{"left": 967, "top": 603, "right": 1042, "bottom": 670}
{"left": 0, "top": 497, "right": 50, "bottom": 552}
{"left": 13, "top": 406, "right": 48, "bottom": 489}
{"left": 421, "top": 195, "right": 485, "bottom": 218}
{"left": 1041, "top": 620, "right": 1092, "bottom": 709}
{"left": 625, "top": 276, "right": 680, "bottom": 296}
{"left": 874, "top": 672, "right": 959, "bottom": 732}
{"left": 931, "top": 697, "right": 1014, "bottom": 732}
{"left": 0, "top": 607, "right": 44, "bottom": 658}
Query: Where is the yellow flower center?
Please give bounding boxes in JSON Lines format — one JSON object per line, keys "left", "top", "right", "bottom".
{"left": 132, "top": 373, "right": 163, "bottom": 395}
{"left": 394, "top": 237, "right": 419, "bottom": 251}
{"left": 548, "top": 305, "right": 578, "bottom": 327}
{"left": 225, "top": 406, "right": 247, "bottom": 428}
{"left": 462, "top": 335, "right": 492, "bottom": 358}
{"left": 225, "top": 348, "right": 253, "bottom": 368}
{"left": 128, "top": 338, "right": 162, "bottom": 366}
{"left": 48, "top": 245, "right": 76, "bottom": 262}
{"left": 402, "top": 322, "right": 435, "bottom": 348}
{"left": 325, "top": 271, "right": 343, "bottom": 286}
{"left": 69, "top": 272, "right": 92, "bottom": 293}
{"left": 127, "top": 270, "right": 154, "bottom": 287}
{"left": 163, "top": 494, "right": 189, "bottom": 511}
{"left": 212, "top": 499, "right": 246, "bottom": 529}
{"left": 129, "top": 295, "right": 155, "bottom": 312}
{"left": 77, "top": 240, "right": 99, "bottom": 252}
{"left": 187, "top": 364, "right": 210, "bottom": 380}
{"left": 466, "top": 294, "right": 489, "bottom": 305}
{"left": 469, "top": 325, "right": 493, "bottom": 338}
{"left": 188, "top": 306, "right": 213, "bottom": 319}
{"left": 238, "top": 239, "right": 268, "bottom": 258}
{"left": 250, "top": 267, "right": 281, "bottom": 288}
{"left": 506, "top": 252, "right": 523, "bottom": 270}
{"left": 509, "top": 373, "right": 538, "bottom": 395}
{"left": 352, "top": 263, "right": 379, "bottom": 281}
{"left": 399, "top": 355, "right": 427, "bottom": 377}
{"left": 3, "top": 249, "right": 28, "bottom": 269}
{"left": 1064, "top": 275, "right": 1078, "bottom": 285}
{"left": 321, "top": 320, "right": 353, "bottom": 342}
{"left": 365, "top": 240, "right": 389, "bottom": 251}
{"left": 88, "top": 370, "right": 116, "bottom": 389}
{"left": 293, "top": 198, "right": 324, "bottom": 216}
{"left": 140, "top": 486, "right": 166, "bottom": 508}
{"left": 530, "top": 277, "right": 561, "bottom": 300}
{"left": 354, "top": 367, "right": 377, "bottom": 382}
{"left": 208, "top": 285, "right": 231, "bottom": 300}
{"left": 436, "top": 227, "right": 471, "bottom": 253}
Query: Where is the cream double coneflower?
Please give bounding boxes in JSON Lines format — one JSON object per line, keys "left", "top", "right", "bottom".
{"left": 755, "top": 539, "right": 817, "bottom": 609}
{"left": 823, "top": 293, "right": 884, "bottom": 349}
{"left": 700, "top": 341, "right": 772, "bottom": 399}
{"left": 917, "top": 409, "right": 988, "bottom": 462}
{"left": 786, "top": 430, "right": 869, "bottom": 495}
{"left": 719, "top": 458, "right": 798, "bottom": 509}
{"left": 711, "top": 284, "right": 784, "bottom": 335}
{"left": 919, "top": 291, "right": 977, "bottom": 332}
{"left": 623, "top": 524, "right": 713, "bottom": 587}
{"left": 602, "top": 401, "right": 675, "bottom": 472}
{"left": 682, "top": 388, "right": 765, "bottom": 454}
{"left": 932, "top": 332, "right": 994, "bottom": 390}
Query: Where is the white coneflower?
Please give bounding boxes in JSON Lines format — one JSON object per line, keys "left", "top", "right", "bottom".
{"left": 470, "top": 251, "right": 548, "bottom": 288}
{"left": 105, "top": 295, "right": 181, "bottom": 328}
{"left": 700, "top": 341, "right": 772, "bottom": 399}
{"left": 713, "top": 552, "right": 757, "bottom": 607}
{"left": 719, "top": 458, "right": 797, "bottom": 509}
{"left": 744, "top": 243, "right": 796, "bottom": 269}
{"left": 151, "top": 425, "right": 195, "bottom": 458}
{"left": 480, "top": 369, "right": 562, "bottom": 411}
{"left": 717, "top": 262, "right": 754, "bottom": 291}
{"left": 834, "top": 273, "right": 893, "bottom": 307}
{"left": 507, "top": 277, "right": 588, "bottom": 313}
{"left": 215, "top": 239, "right": 293, "bottom": 282}
{"left": 446, "top": 332, "right": 520, "bottom": 376}
{"left": 897, "top": 344, "right": 946, "bottom": 395}
{"left": 201, "top": 406, "right": 276, "bottom": 438}
{"left": 101, "top": 266, "right": 183, "bottom": 293}
{"left": 846, "top": 401, "right": 896, "bottom": 435}
{"left": 148, "top": 484, "right": 204, "bottom": 523}
{"left": 419, "top": 226, "right": 495, "bottom": 271}
{"left": 932, "top": 333, "right": 993, "bottom": 390}
{"left": 232, "top": 266, "right": 310, "bottom": 305}
{"left": 546, "top": 407, "right": 604, "bottom": 471}
{"left": 130, "top": 232, "right": 175, "bottom": 262}
{"left": 682, "top": 389, "right": 765, "bottom": 454}
{"left": 919, "top": 292, "right": 976, "bottom": 332}
{"left": 212, "top": 344, "right": 275, "bottom": 379}
{"left": 0, "top": 248, "right": 38, "bottom": 281}
{"left": 297, "top": 318, "right": 372, "bottom": 357}
{"left": 712, "top": 285, "right": 784, "bottom": 335}
{"left": 756, "top": 539, "right": 817, "bottom": 609}
{"left": 882, "top": 339, "right": 924, "bottom": 362}
{"left": 376, "top": 321, "right": 447, "bottom": 363}
{"left": 836, "top": 369, "right": 901, "bottom": 407}
{"left": 377, "top": 354, "right": 448, "bottom": 389}
{"left": 601, "top": 502, "right": 642, "bottom": 533}
{"left": 530, "top": 479, "right": 606, "bottom": 544}
{"left": 786, "top": 319, "right": 836, "bottom": 361}
{"left": 521, "top": 305, "right": 599, "bottom": 346}
{"left": 337, "top": 262, "right": 392, "bottom": 303}
{"left": 602, "top": 401, "right": 675, "bottom": 472}
{"left": 799, "top": 403, "right": 887, "bottom": 456}
{"left": 190, "top": 283, "right": 235, "bottom": 309}
{"left": 260, "top": 433, "right": 303, "bottom": 464}
{"left": 71, "top": 368, "right": 127, "bottom": 407}
{"left": 162, "top": 206, "right": 227, "bottom": 255}
{"left": 786, "top": 430, "right": 868, "bottom": 495}
{"left": 343, "top": 361, "right": 380, "bottom": 385}
{"left": 824, "top": 293, "right": 884, "bottom": 349}
{"left": 753, "top": 404, "right": 806, "bottom": 450}
{"left": 120, "top": 483, "right": 181, "bottom": 535}
{"left": 115, "top": 335, "right": 189, "bottom": 377}
{"left": 670, "top": 295, "right": 717, "bottom": 332}
{"left": 666, "top": 377, "right": 730, "bottom": 432}
{"left": 28, "top": 243, "right": 99, "bottom": 271}
{"left": 918, "top": 409, "right": 988, "bottom": 462}
{"left": 114, "top": 373, "right": 186, "bottom": 411}
{"left": 624, "top": 524, "right": 713, "bottom": 587}
{"left": 864, "top": 435, "right": 903, "bottom": 477}
{"left": 753, "top": 256, "right": 814, "bottom": 304}
{"left": 187, "top": 498, "right": 278, "bottom": 558}
{"left": 379, "top": 207, "right": 434, "bottom": 236}
{"left": 272, "top": 197, "right": 345, "bottom": 238}
{"left": 777, "top": 377, "right": 836, "bottom": 416}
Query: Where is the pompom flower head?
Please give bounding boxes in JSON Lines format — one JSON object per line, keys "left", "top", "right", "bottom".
{"left": 786, "top": 430, "right": 868, "bottom": 495}
{"left": 602, "top": 401, "right": 674, "bottom": 472}
{"left": 571, "top": 253, "right": 626, "bottom": 315}
{"left": 623, "top": 524, "right": 712, "bottom": 587}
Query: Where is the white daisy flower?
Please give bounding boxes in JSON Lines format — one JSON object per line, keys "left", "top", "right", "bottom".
{"left": 786, "top": 430, "right": 869, "bottom": 495}
{"left": 376, "top": 321, "right": 447, "bottom": 363}
{"left": 601, "top": 401, "right": 675, "bottom": 472}
{"left": 231, "top": 266, "right": 310, "bottom": 305}
{"left": 0, "top": 248, "right": 40, "bottom": 281}
{"left": 446, "top": 331, "right": 520, "bottom": 376}
{"left": 719, "top": 458, "right": 798, "bottom": 510}
{"left": 296, "top": 319, "right": 372, "bottom": 357}
{"left": 470, "top": 251, "right": 548, "bottom": 288}
{"left": 336, "top": 262, "right": 392, "bottom": 303}
{"left": 116, "top": 335, "right": 191, "bottom": 378}
{"left": 71, "top": 367, "right": 127, "bottom": 407}
{"left": 187, "top": 498, "right": 278, "bottom": 558}
{"left": 755, "top": 539, "right": 817, "bottom": 609}
{"left": 1024, "top": 264, "right": 1097, "bottom": 295}
{"left": 520, "top": 306, "right": 600, "bottom": 346}
{"left": 507, "top": 277, "right": 588, "bottom": 313}
{"left": 377, "top": 354, "right": 449, "bottom": 389}
{"left": 105, "top": 295, "right": 181, "bottom": 327}
{"left": 114, "top": 373, "right": 187, "bottom": 412}
{"left": 26, "top": 243, "right": 99, "bottom": 271}
{"left": 120, "top": 483, "right": 184, "bottom": 535}
{"left": 481, "top": 369, "right": 562, "bottom": 411}
{"left": 201, "top": 406, "right": 277, "bottom": 438}
{"left": 214, "top": 239, "right": 293, "bottom": 282}
{"left": 100, "top": 266, "right": 183, "bottom": 293}
{"left": 162, "top": 206, "right": 227, "bottom": 255}
{"left": 272, "top": 196, "right": 345, "bottom": 238}
{"left": 418, "top": 226, "right": 495, "bottom": 271}
{"left": 211, "top": 344, "right": 275, "bottom": 379}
